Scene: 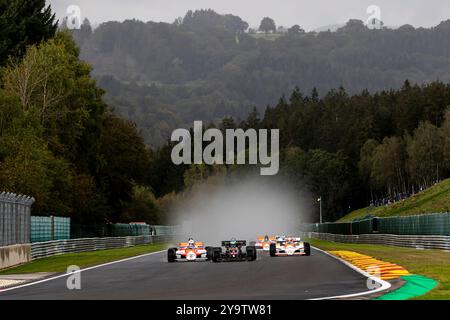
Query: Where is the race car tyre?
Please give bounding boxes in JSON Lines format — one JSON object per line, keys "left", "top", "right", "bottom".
{"left": 304, "top": 242, "right": 311, "bottom": 256}
{"left": 212, "top": 247, "right": 222, "bottom": 262}
{"left": 269, "top": 243, "right": 276, "bottom": 257}
{"left": 246, "top": 246, "right": 256, "bottom": 261}
{"left": 167, "top": 248, "right": 177, "bottom": 262}
{"left": 206, "top": 246, "right": 213, "bottom": 260}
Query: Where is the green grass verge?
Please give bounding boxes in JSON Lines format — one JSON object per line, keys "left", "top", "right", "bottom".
{"left": 339, "top": 178, "right": 450, "bottom": 222}
{"left": 0, "top": 243, "right": 167, "bottom": 275}
{"left": 309, "top": 238, "right": 449, "bottom": 299}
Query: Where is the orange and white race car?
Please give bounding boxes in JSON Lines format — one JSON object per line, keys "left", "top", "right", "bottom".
{"left": 269, "top": 236, "right": 311, "bottom": 257}
{"left": 253, "top": 235, "right": 276, "bottom": 251}
{"left": 167, "top": 238, "right": 212, "bottom": 262}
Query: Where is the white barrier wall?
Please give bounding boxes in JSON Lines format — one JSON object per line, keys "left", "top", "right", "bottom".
{"left": 0, "top": 244, "right": 31, "bottom": 269}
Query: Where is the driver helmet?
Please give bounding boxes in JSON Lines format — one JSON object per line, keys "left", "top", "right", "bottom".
{"left": 230, "top": 238, "right": 237, "bottom": 245}
{"left": 188, "top": 238, "right": 195, "bottom": 246}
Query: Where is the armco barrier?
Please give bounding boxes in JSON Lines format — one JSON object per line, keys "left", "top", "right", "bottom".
{"left": 69, "top": 223, "right": 177, "bottom": 239}
{"left": 301, "top": 212, "right": 450, "bottom": 236}
{"left": 31, "top": 235, "right": 172, "bottom": 259}
{"left": 305, "top": 232, "right": 450, "bottom": 251}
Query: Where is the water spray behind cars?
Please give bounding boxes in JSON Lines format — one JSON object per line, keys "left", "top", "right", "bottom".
{"left": 169, "top": 176, "right": 313, "bottom": 247}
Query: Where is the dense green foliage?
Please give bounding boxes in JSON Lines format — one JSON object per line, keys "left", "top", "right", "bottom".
{"left": 73, "top": 10, "right": 450, "bottom": 147}
{"left": 1, "top": 6, "right": 449, "bottom": 225}
{"left": 0, "top": 4, "right": 161, "bottom": 225}
{"left": 0, "top": 0, "right": 57, "bottom": 65}
{"left": 262, "top": 83, "right": 450, "bottom": 221}
{"left": 146, "top": 82, "right": 450, "bottom": 222}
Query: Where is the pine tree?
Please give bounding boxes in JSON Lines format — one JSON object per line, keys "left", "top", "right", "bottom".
{"left": 0, "top": 0, "right": 57, "bottom": 66}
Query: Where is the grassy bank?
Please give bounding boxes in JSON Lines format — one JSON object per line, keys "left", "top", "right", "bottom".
{"left": 310, "top": 238, "right": 449, "bottom": 299}
{"left": 0, "top": 243, "right": 167, "bottom": 275}
{"left": 339, "top": 178, "right": 450, "bottom": 222}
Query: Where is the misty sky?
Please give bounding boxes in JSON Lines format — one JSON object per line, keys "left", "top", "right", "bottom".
{"left": 48, "top": 0, "right": 450, "bottom": 30}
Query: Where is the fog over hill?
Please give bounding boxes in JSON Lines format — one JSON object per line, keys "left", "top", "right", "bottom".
{"left": 49, "top": 0, "right": 450, "bottom": 31}
{"left": 69, "top": 10, "right": 450, "bottom": 147}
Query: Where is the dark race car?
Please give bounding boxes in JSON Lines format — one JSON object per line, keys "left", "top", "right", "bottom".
{"left": 211, "top": 238, "right": 257, "bottom": 262}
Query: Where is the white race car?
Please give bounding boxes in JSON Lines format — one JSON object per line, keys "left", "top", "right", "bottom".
{"left": 269, "top": 236, "right": 311, "bottom": 257}
{"left": 167, "top": 238, "right": 212, "bottom": 262}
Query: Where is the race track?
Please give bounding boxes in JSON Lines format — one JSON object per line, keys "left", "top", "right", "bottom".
{"left": 0, "top": 248, "right": 371, "bottom": 300}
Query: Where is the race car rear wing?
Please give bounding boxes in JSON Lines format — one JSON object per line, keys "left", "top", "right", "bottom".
{"left": 222, "top": 240, "right": 246, "bottom": 247}
{"left": 179, "top": 242, "right": 205, "bottom": 248}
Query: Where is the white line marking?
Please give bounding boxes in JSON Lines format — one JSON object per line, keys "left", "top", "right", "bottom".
{"left": 310, "top": 247, "right": 391, "bottom": 300}
{"left": 1, "top": 247, "right": 391, "bottom": 299}
{"left": 0, "top": 250, "right": 165, "bottom": 294}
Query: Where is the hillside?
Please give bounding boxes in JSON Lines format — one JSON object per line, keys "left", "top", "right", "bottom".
{"left": 62, "top": 9, "right": 450, "bottom": 222}
{"left": 338, "top": 179, "right": 450, "bottom": 222}
{"left": 70, "top": 10, "right": 450, "bottom": 147}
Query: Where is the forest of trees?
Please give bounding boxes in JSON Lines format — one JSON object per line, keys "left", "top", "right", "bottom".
{"left": 72, "top": 9, "right": 450, "bottom": 147}
{"left": 261, "top": 83, "right": 450, "bottom": 221}
{"left": 0, "top": 1, "right": 161, "bottom": 225}
{"left": 148, "top": 82, "right": 450, "bottom": 222}
{"left": 1, "top": 4, "right": 449, "bottom": 224}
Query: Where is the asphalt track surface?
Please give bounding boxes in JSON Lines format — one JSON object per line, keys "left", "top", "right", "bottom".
{"left": 0, "top": 248, "right": 370, "bottom": 300}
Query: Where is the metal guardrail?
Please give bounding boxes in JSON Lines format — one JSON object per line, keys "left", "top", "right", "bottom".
{"left": 31, "top": 235, "right": 172, "bottom": 259}
{"left": 305, "top": 232, "right": 450, "bottom": 251}
{"left": 301, "top": 212, "right": 450, "bottom": 236}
